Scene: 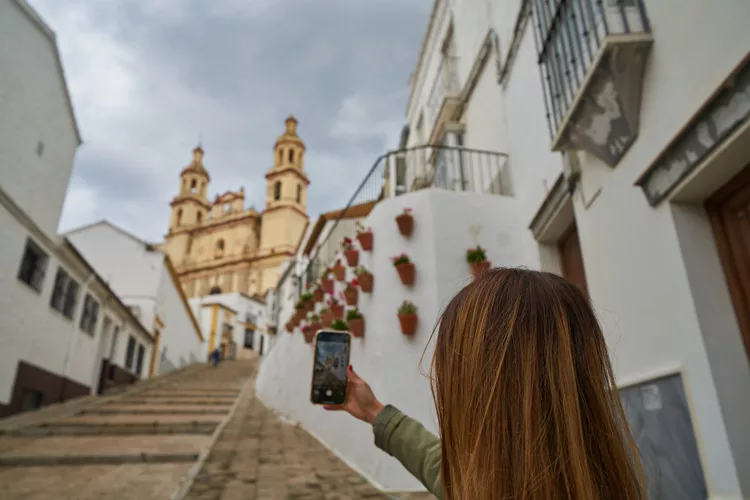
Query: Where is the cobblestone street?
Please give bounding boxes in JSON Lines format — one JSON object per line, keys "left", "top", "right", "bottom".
{"left": 0, "top": 358, "right": 434, "bottom": 499}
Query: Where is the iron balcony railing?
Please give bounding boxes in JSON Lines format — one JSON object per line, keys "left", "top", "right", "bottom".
{"left": 302, "top": 144, "right": 510, "bottom": 286}
{"left": 530, "top": 0, "right": 651, "bottom": 137}
{"left": 424, "top": 56, "right": 460, "bottom": 136}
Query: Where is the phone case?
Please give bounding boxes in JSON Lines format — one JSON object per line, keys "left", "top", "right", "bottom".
{"left": 310, "top": 329, "right": 352, "bottom": 405}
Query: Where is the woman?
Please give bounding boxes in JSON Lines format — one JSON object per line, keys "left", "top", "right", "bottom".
{"left": 325, "top": 268, "right": 645, "bottom": 499}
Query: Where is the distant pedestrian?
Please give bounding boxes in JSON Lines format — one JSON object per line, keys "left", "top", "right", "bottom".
{"left": 211, "top": 347, "right": 221, "bottom": 368}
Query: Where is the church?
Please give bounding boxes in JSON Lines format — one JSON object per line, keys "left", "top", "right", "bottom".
{"left": 161, "top": 116, "right": 310, "bottom": 298}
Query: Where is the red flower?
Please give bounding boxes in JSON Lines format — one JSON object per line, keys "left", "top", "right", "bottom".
{"left": 350, "top": 279, "right": 359, "bottom": 288}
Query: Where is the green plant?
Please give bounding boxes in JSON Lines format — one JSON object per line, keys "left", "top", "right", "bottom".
{"left": 319, "top": 307, "right": 330, "bottom": 314}
{"left": 398, "top": 300, "right": 418, "bottom": 315}
{"left": 330, "top": 319, "right": 349, "bottom": 331}
{"left": 341, "top": 237, "right": 355, "bottom": 250}
{"left": 354, "top": 266, "right": 369, "bottom": 276}
{"left": 391, "top": 253, "right": 411, "bottom": 266}
{"left": 466, "top": 246, "right": 487, "bottom": 264}
{"left": 308, "top": 313, "right": 320, "bottom": 322}
{"left": 346, "top": 308, "right": 363, "bottom": 321}
{"left": 355, "top": 222, "right": 371, "bottom": 235}
{"left": 301, "top": 292, "right": 313, "bottom": 302}
{"left": 295, "top": 301, "right": 304, "bottom": 310}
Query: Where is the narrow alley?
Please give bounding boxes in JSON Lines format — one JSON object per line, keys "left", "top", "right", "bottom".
{"left": 0, "top": 358, "right": 434, "bottom": 499}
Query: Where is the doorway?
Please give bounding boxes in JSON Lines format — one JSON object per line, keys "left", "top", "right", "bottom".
{"left": 707, "top": 164, "right": 750, "bottom": 359}
{"left": 559, "top": 224, "right": 589, "bottom": 299}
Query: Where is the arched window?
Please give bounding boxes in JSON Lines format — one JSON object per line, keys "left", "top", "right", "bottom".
{"left": 209, "top": 286, "right": 222, "bottom": 295}
{"left": 288, "top": 149, "right": 294, "bottom": 163}
{"left": 176, "top": 209, "right": 183, "bottom": 226}
{"left": 217, "top": 239, "right": 225, "bottom": 251}
{"left": 296, "top": 184, "right": 302, "bottom": 203}
{"left": 274, "top": 181, "right": 281, "bottom": 201}
{"left": 278, "top": 150, "right": 283, "bottom": 164}
{"left": 190, "top": 179, "right": 197, "bottom": 192}
{"left": 197, "top": 212, "right": 203, "bottom": 223}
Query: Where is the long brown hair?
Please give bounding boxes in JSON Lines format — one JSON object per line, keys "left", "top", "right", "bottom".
{"left": 431, "top": 268, "right": 644, "bottom": 499}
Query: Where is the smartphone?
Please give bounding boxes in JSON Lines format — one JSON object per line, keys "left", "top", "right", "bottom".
{"left": 310, "top": 330, "right": 351, "bottom": 405}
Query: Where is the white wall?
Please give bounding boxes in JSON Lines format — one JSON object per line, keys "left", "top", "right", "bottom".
{"left": 190, "top": 292, "right": 268, "bottom": 357}
{"left": 0, "top": 0, "right": 80, "bottom": 236}
{"left": 257, "top": 188, "right": 526, "bottom": 491}
{"left": 67, "top": 222, "right": 204, "bottom": 375}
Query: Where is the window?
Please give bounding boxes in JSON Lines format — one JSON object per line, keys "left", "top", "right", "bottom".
{"left": 125, "top": 335, "right": 136, "bottom": 370}
{"left": 244, "top": 329, "right": 254, "bottom": 349}
{"left": 288, "top": 149, "right": 294, "bottom": 163}
{"left": 209, "top": 286, "right": 222, "bottom": 295}
{"left": 274, "top": 181, "right": 281, "bottom": 201}
{"left": 217, "top": 239, "right": 225, "bottom": 251}
{"left": 197, "top": 212, "right": 203, "bottom": 223}
{"left": 20, "top": 389, "right": 43, "bottom": 412}
{"left": 135, "top": 344, "right": 145, "bottom": 376}
{"left": 17, "top": 238, "right": 48, "bottom": 293}
{"left": 79, "top": 294, "right": 100, "bottom": 335}
{"left": 278, "top": 150, "right": 283, "bottom": 164}
{"left": 224, "top": 202, "right": 231, "bottom": 213}
{"left": 176, "top": 209, "right": 183, "bottom": 226}
{"left": 50, "top": 268, "right": 80, "bottom": 320}
{"left": 296, "top": 184, "right": 302, "bottom": 203}
{"left": 190, "top": 179, "right": 197, "bottom": 191}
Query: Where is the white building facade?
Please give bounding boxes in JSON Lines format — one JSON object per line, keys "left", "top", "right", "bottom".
{"left": 258, "top": 0, "right": 750, "bottom": 497}
{"left": 65, "top": 221, "right": 205, "bottom": 375}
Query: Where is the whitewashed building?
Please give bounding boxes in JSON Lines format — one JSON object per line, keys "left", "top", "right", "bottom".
{"left": 258, "top": 0, "right": 750, "bottom": 497}
{"left": 190, "top": 292, "right": 269, "bottom": 358}
{"left": 65, "top": 221, "right": 205, "bottom": 374}
{"left": 0, "top": 0, "right": 154, "bottom": 417}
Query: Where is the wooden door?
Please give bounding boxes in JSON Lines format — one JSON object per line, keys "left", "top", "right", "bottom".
{"left": 559, "top": 225, "right": 589, "bottom": 299}
{"left": 707, "top": 165, "right": 750, "bottom": 359}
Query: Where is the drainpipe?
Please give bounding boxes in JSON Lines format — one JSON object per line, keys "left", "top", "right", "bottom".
{"left": 59, "top": 271, "right": 97, "bottom": 403}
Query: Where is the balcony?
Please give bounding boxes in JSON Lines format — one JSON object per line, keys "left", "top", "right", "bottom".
{"left": 302, "top": 144, "right": 510, "bottom": 284}
{"left": 424, "top": 56, "right": 461, "bottom": 141}
{"left": 532, "top": 0, "right": 653, "bottom": 167}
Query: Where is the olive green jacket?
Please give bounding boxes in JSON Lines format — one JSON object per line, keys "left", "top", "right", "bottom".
{"left": 373, "top": 405, "right": 445, "bottom": 500}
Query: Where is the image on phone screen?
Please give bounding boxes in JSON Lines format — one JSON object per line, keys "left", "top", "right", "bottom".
{"left": 311, "top": 331, "right": 351, "bottom": 405}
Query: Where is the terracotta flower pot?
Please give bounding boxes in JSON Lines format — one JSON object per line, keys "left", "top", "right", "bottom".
{"left": 310, "top": 322, "right": 322, "bottom": 336}
{"left": 344, "top": 249, "right": 359, "bottom": 267}
{"left": 293, "top": 310, "right": 304, "bottom": 324}
{"left": 349, "top": 317, "right": 365, "bottom": 338}
{"left": 303, "top": 329, "right": 314, "bottom": 343}
{"left": 395, "top": 213, "right": 414, "bottom": 237}
{"left": 471, "top": 260, "right": 491, "bottom": 278}
{"left": 357, "top": 232, "right": 373, "bottom": 251}
{"left": 357, "top": 272, "right": 373, "bottom": 293}
{"left": 322, "top": 278, "right": 334, "bottom": 294}
{"left": 398, "top": 313, "right": 418, "bottom": 335}
{"left": 333, "top": 264, "right": 346, "bottom": 281}
{"left": 304, "top": 301, "right": 314, "bottom": 313}
{"left": 320, "top": 311, "right": 333, "bottom": 327}
{"left": 285, "top": 322, "right": 293, "bottom": 333}
{"left": 331, "top": 304, "right": 344, "bottom": 320}
{"left": 344, "top": 286, "right": 358, "bottom": 306}
{"left": 313, "top": 288, "right": 324, "bottom": 302}
{"left": 395, "top": 262, "right": 416, "bottom": 286}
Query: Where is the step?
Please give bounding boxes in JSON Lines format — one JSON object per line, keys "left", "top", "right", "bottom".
{"left": 134, "top": 392, "right": 239, "bottom": 400}
{"left": 0, "top": 452, "right": 199, "bottom": 467}
{"left": 111, "top": 399, "right": 234, "bottom": 406}
{"left": 81, "top": 407, "right": 229, "bottom": 416}
{"left": 3, "top": 422, "right": 217, "bottom": 437}
{"left": 61, "top": 413, "right": 224, "bottom": 426}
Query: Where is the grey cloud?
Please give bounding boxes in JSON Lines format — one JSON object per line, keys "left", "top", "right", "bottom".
{"left": 33, "top": 0, "right": 430, "bottom": 241}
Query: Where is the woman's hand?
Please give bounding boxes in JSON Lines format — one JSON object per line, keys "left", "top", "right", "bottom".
{"left": 324, "top": 365, "right": 384, "bottom": 425}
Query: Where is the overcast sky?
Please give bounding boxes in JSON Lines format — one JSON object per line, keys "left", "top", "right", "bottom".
{"left": 32, "top": 0, "right": 429, "bottom": 242}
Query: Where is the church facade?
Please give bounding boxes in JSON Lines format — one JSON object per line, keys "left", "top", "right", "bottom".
{"left": 162, "top": 116, "right": 310, "bottom": 299}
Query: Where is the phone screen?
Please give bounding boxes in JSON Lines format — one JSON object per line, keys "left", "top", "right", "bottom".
{"left": 310, "top": 330, "right": 351, "bottom": 405}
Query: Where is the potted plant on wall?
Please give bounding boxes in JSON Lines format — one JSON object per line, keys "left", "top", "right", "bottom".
{"left": 332, "top": 259, "right": 346, "bottom": 281}
{"left": 395, "top": 208, "right": 414, "bottom": 237}
{"left": 355, "top": 222, "right": 373, "bottom": 251}
{"left": 302, "top": 324, "right": 314, "bottom": 343}
{"left": 293, "top": 302, "right": 305, "bottom": 325}
{"left": 397, "top": 300, "right": 418, "bottom": 336}
{"left": 308, "top": 313, "right": 322, "bottom": 337}
{"left": 330, "top": 319, "right": 349, "bottom": 332}
{"left": 301, "top": 292, "right": 314, "bottom": 312}
{"left": 342, "top": 237, "right": 359, "bottom": 267}
{"left": 285, "top": 320, "right": 294, "bottom": 333}
{"left": 319, "top": 307, "right": 333, "bottom": 327}
{"left": 467, "top": 246, "right": 491, "bottom": 278}
{"left": 313, "top": 285, "right": 324, "bottom": 302}
{"left": 321, "top": 269, "right": 334, "bottom": 294}
{"left": 354, "top": 267, "right": 373, "bottom": 293}
{"left": 344, "top": 281, "right": 359, "bottom": 306}
{"left": 347, "top": 308, "right": 365, "bottom": 337}
{"left": 328, "top": 296, "right": 344, "bottom": 320}
{"left": 392, "top": 253, "right": 416, "bottom": 286}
